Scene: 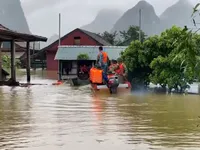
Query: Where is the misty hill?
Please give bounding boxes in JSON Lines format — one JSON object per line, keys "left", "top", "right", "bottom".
{"left": 160, "top": 0, "right": 198, "bottom": 32}
{"left": 84, "top": 0, "right": 199, "bottom": 37}
{"left": 111, "top": 0, "right": 160, "bottom": 36}
{"left": 81, "top": 9, "right": 123, "bottom": 33}
{"left": 0, "top": 0, "right": 30, "bottom": 33}
{"left": 40, "top": 34, "right": 59, "bottom": 49}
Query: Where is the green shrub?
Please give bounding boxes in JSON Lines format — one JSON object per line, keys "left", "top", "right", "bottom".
{"left": 1, "top": 55, "right": 21, "bottom": 69}
{"left": 77, "top": 53, "right": 89, "bottom": 60}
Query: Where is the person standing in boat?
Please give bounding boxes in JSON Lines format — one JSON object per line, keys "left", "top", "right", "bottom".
{"left": 97, "top": 46, "right": 109, "bottom": 82}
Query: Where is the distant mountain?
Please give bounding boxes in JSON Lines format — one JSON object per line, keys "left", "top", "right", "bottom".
{"left": 81, "top": 9, "right": 123, "bottom": 33}
{"left": 159, "top": 0, "right": 196, "bottom": 32}
{"left": 40, "top": 34, "right": 59, "bottom": 49}
{"left": 47, "top": 34, "right": 59, "bottom": 45}
{"left": 112, "top": 0, "right": 160, "bottom": 36}
{"left": 0, "top": 0, "right": 30, "bottom": 33}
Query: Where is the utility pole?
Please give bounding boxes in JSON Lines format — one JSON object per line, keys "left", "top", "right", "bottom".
{"left": 0, "top": 42, "right": 2, "bottom": 81}
{"left": 33, "top": 42, "right": 36, "bottom": 70}
{"left": 58, "top": 13, "right": 61, "bottom": 80}
{"left": 139, "top": 9, "right": 142, "bottom": 42}
{"left": 58, "top": 13, "right": 61, "bottom": 46}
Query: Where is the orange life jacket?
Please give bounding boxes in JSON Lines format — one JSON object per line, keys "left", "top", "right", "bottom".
{"left": 116, "top": 63, "right": 124, "bottom": 75}
{"left": 98, "top": 51, "right": 108, "bottom": 63}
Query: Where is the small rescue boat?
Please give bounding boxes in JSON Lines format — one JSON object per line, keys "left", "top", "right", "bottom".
{"left": 90, "top": 67, "right": 131, "bottom": 94}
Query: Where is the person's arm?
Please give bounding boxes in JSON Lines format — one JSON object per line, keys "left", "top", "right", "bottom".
{"left": 96, "top": 56, "right": 99, "bottom": 63}
{"left": 123, "top": 64, "right": 128, "bottom": 76}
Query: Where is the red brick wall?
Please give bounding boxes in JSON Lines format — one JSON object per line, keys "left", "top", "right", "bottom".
{"left": 46, "top": 29, "right": 102, "bottom": 71}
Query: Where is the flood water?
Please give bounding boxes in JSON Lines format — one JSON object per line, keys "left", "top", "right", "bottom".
{"left": 0, "top": 70, "right": 200, "bottom": 150}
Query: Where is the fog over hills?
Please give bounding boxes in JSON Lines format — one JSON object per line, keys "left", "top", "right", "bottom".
{"left": 81, "top": 0, "right": 198, "bottom": 36}
{"left": 159, "top": 0, "right": 198, "bottom": 31}
{"left": 0, "top": 0, "right": 198, "bottom": 46}
{"left": 0, "top": 0, "right": 30, "bottom": 33}
{"left": 81, "top": 9, "right": 123, "bottom": 33}
{"left": 40, "top": 34, "right": 59, "bottom": 48}
{"left": 111, "top": 0, "right": 160, "bottom": 36}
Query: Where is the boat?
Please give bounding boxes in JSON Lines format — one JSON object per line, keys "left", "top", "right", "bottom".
{"left": 68, "top": 68, "right": 91, "bottom": 86}
{"left": 54, "top": 46, "right": 128, "bottom": 86}
{"left": 91, "top": 82, "right": 131, "bottom": 94}
{"left": 90, "top": 67, "right": 131, "bottom": 94}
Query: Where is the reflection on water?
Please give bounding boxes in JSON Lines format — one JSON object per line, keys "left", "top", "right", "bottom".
{"left": 0, "top": 70, "right": 200, "bottom": 150}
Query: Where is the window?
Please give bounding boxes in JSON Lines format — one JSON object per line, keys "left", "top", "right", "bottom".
{"left": 74, "top": 36, "right": 81, "bottom": 45}
{"left": 1, "top": 42, "right": 11, "bottom": 49}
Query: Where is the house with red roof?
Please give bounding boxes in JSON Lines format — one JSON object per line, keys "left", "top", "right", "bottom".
{"left": 33, "top": 28, "right": 112, "bottom": 71}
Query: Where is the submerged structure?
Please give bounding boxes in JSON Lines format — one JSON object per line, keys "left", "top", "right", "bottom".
{"left": 54, "top": 45, "right": 127, "bottom": 80}
{"left": 0, "top": 24, "right": 47, "bottom": 85}
{"left": 33, "top": 28, "right": 111, "bottom": 71}
{"left": 55, "top": 45, "right": 131, "bottom": 94}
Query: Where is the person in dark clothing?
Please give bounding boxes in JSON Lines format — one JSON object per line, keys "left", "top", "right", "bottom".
{"left": 64, "top": 62, "right": 72, "bottom": 75}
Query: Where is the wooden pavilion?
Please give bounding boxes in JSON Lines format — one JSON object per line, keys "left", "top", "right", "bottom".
{"left": 0, "top": 24, "right": 47, "bottom": 85}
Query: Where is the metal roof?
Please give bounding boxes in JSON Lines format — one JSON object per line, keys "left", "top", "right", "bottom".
{"left": 79, "top": 29, "right": 112, "bottom": 46}
{"left": 33, "top": 28, "right": 111, "bottom": 59}
{"left": 0, "top": 24, "right": 47, "bottom": 42}
{"left": 54, "top": 46, "right": 128, "bottom": 60}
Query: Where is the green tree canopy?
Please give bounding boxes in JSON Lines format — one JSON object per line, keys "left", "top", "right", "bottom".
{"left": 99, "top": 26, "right": 146, "bottom": 46}
{"left": 170, "top": 4, "right": 200, "bottom": 84}
{"left": 121, "top": 26, "right": 200, "bottom": 92}
{"left": 118, "top": 26, "right": 146, "bottom": 46}
{"left": 2, "top": 55, "right": 21, "bottom": 69}
{"left": 100, "top": 31, "right": 118, "bottom": 45}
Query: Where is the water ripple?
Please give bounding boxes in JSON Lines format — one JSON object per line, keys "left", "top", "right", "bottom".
{"left": 0, "top": 73, "right": 200, "bottom": 149}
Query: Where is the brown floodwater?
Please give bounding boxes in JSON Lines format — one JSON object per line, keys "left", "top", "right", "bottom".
{"left": 0, "top": 70, "right": 200, "bottom": 150}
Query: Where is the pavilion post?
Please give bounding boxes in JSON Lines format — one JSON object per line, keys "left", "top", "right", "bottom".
{"left": 10, "top": 40, "right": 16, "bottom": 82}
{"left": 26, "top": 41, "right": 31, "bottom": 83}
{"left": 0, "top": 42, "right": 2, "bottom": 82}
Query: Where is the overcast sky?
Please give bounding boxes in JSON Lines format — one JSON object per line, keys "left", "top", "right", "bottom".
{"left": 20, "top": 0, "right": 198, "bottom": 37}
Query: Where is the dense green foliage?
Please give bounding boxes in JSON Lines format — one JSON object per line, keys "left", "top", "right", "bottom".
{"left": 77, "top": 53, "right": 89, "bottom": 60}
{"left": 2, "top": 55, "right": 11, "bottom": 68}
{"left": 100, "top": 26, "right": 146, "bottom": 46}
{"left": 2, "top": 55, "right": 21, "bottom": 69}
{"left": 121, "top": 26, "right": 200, "bottom": 92}
{"left": 100, "top": 4, "right": 200, "bottom": 93}
{"left": 100, "top": 31, "right": 118, "bottom": 45}
{"left": 118, "top": 26, "right": 146, "bottom": 45}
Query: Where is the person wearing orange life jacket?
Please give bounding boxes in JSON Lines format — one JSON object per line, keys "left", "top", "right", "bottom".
{"left": 108, "top": 59, "right": 119, "bottom": 74}
{"left": 116, "top": 58, "right": 128, "bottom": 82}
{"left": 97, "top": 46, "right": 109, "bottom": 82}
